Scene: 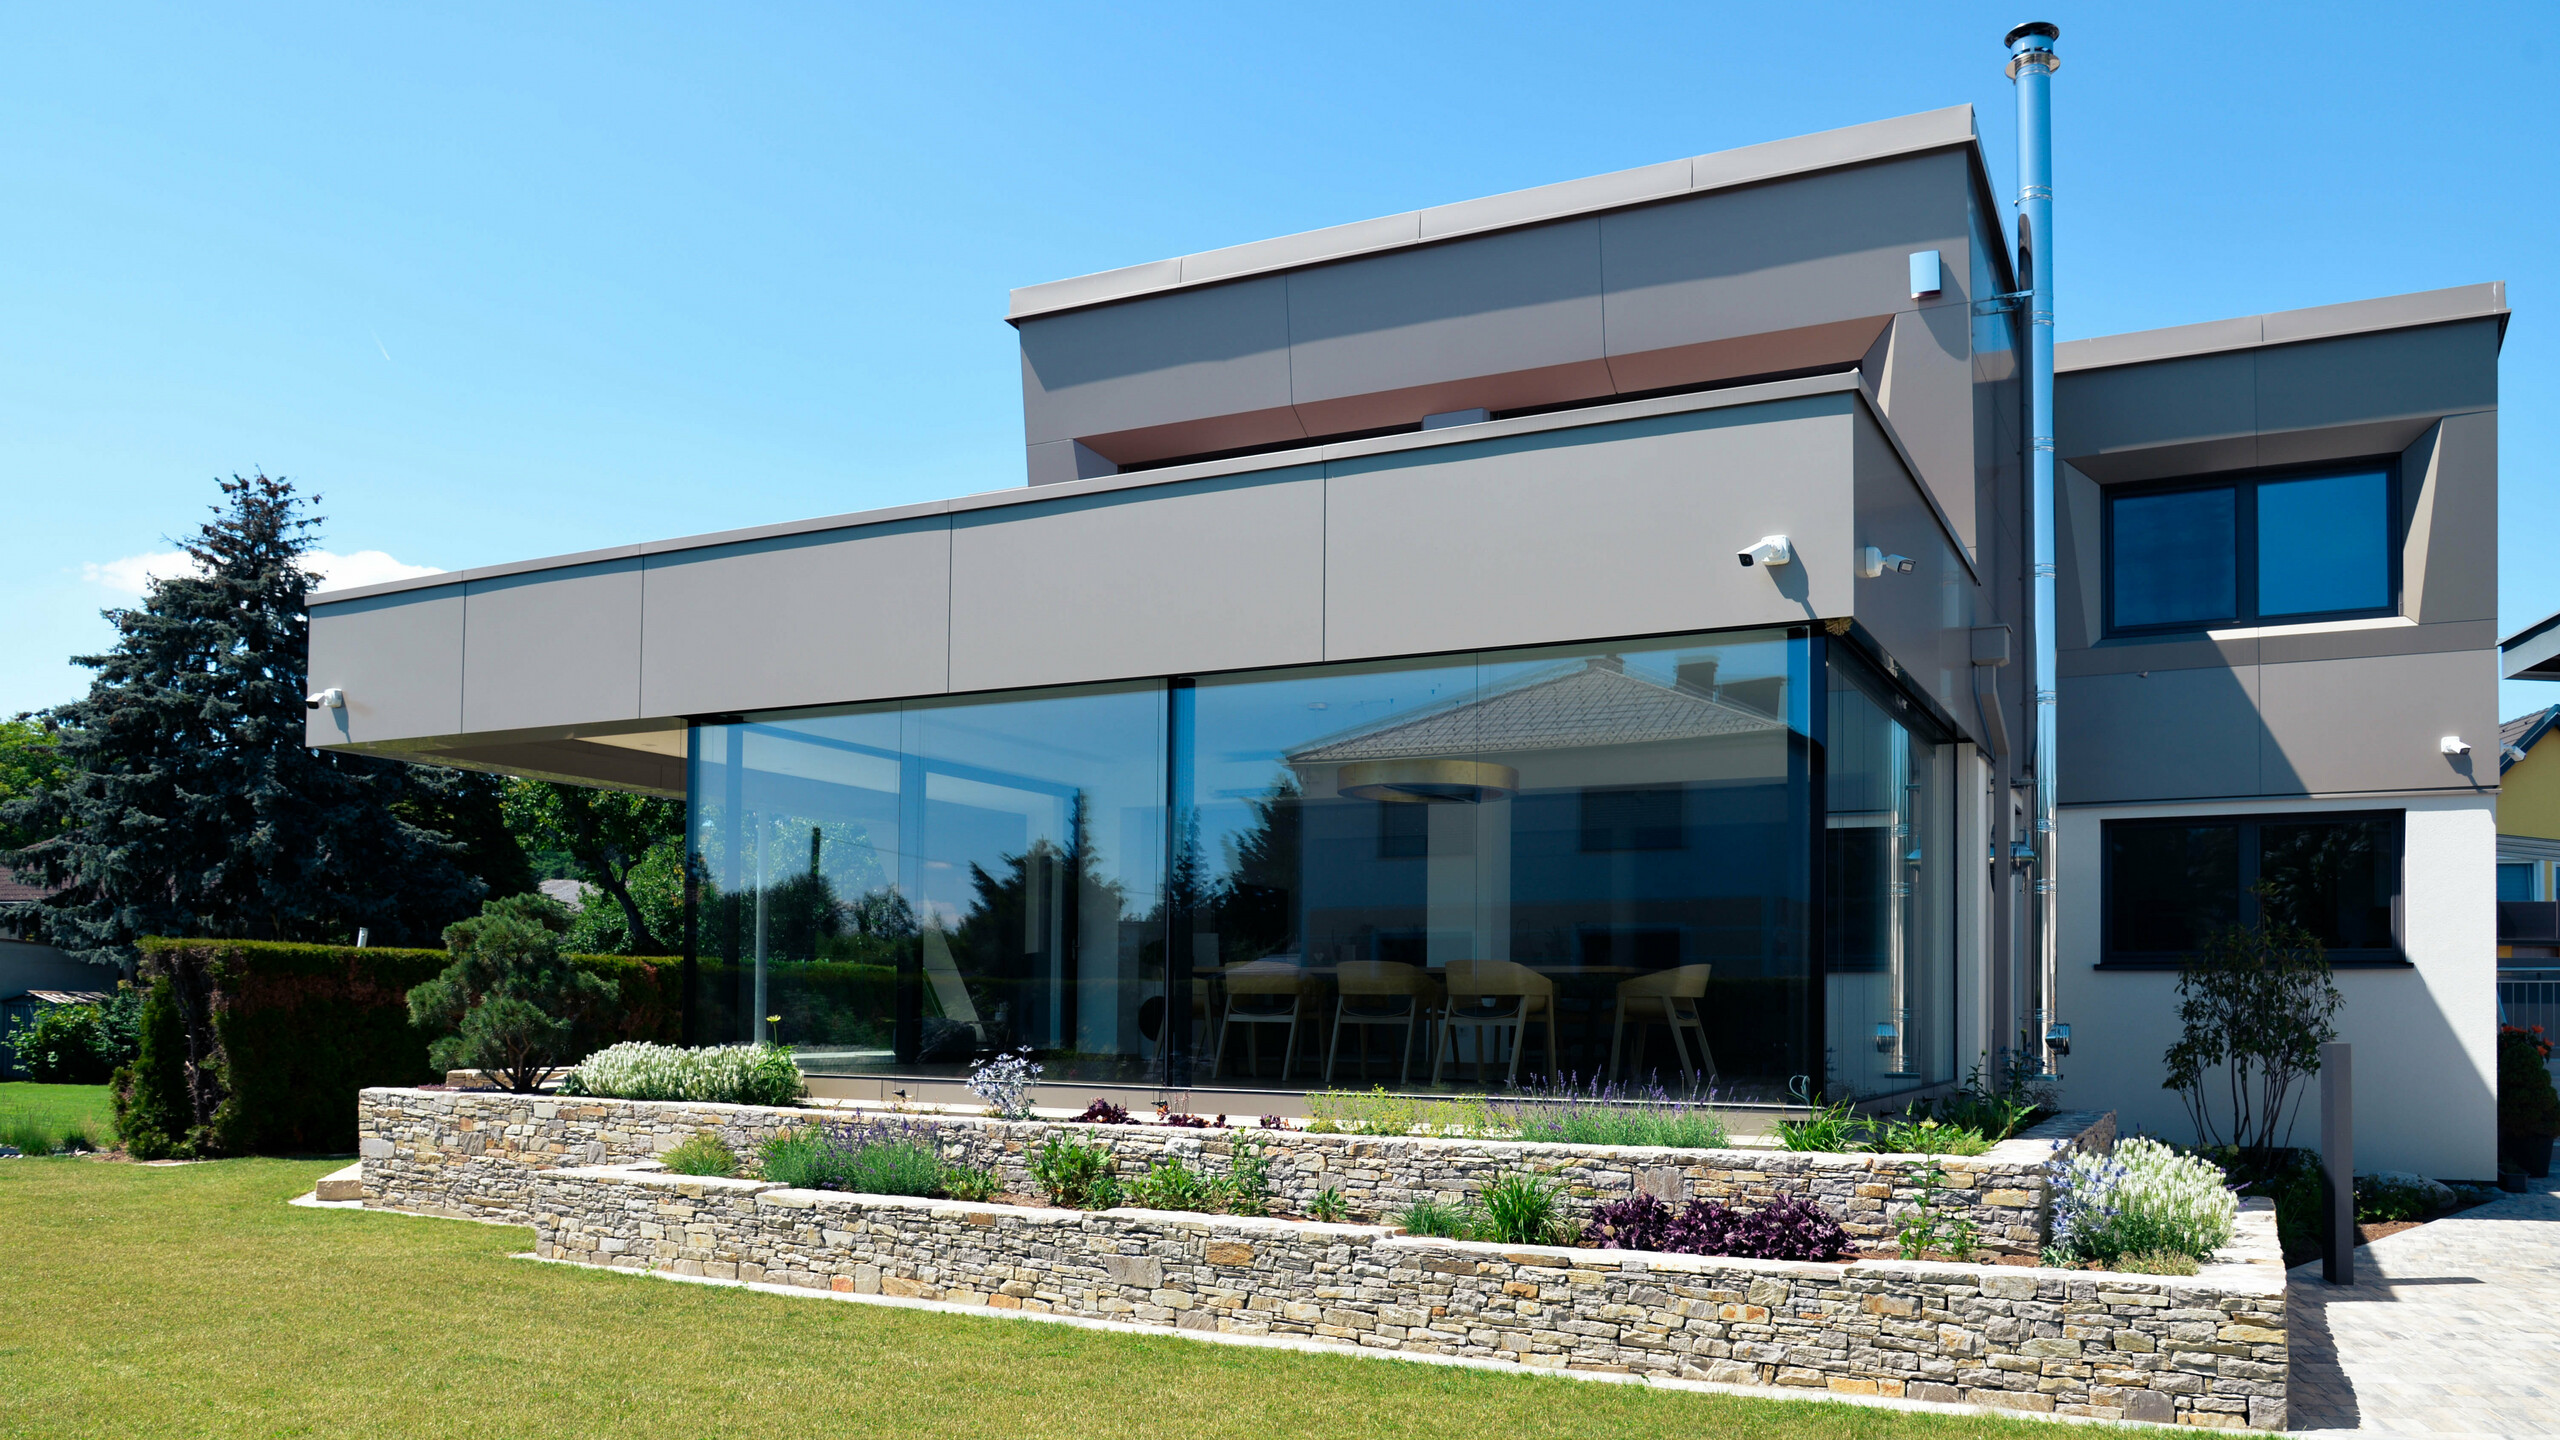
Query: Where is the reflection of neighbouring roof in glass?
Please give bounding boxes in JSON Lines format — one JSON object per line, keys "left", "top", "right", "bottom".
{"left": 1287, "top": 658, "right": 1783, "bottom": 764}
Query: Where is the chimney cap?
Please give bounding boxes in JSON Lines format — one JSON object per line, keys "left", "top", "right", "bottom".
{"left": 2005, "top": 21, "right": 2059, "bottom": 47}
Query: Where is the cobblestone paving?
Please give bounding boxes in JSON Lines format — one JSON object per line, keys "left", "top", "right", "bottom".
{"left": 2291, "top": 1178, "right": 2560, "bottom": 1437}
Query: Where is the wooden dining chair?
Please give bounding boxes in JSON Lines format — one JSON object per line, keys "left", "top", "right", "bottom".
{"left": 1325, "top": 960, "right": 1441, "bottom": 1086}
{"left": 1212, "top": 958, "right": 1314, "bottom": 1081}
{"left": 1432, "top": 958, "right": 1559, "bottom": 1088}
{"left": 1608, "top": 964, "right": 1715, "bottom": 1086}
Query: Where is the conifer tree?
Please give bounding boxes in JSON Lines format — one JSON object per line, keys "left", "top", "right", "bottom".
{"left": 1, "top": 473, "right": 489, "bottom": 965}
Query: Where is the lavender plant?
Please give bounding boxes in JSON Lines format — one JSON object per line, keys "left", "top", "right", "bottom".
{"left": 966, "top": 1047, "right": 1043, "bottom": 1120}
{"left": 1492, "top": 1074, "right": 1730, "bottom": 1150}
{"left": 2045, "top": 1138, "right": 2235, "bottom": 1267}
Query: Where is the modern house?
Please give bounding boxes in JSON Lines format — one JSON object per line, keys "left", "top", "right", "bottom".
{"left": 303, "top": 103, "right": 2505, "bottom": 1176}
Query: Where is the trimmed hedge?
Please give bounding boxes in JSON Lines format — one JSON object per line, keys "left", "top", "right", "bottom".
{"left": 114, "top": 938, "right": 692, "bottom": 1157}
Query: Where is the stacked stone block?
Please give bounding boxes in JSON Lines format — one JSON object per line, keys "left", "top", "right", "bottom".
{"left": 360, "top": 1088, "right": 2111, "bottom": 1258}
{"left": 530, "top": 1165, "right": 2283, "bottom": 1429}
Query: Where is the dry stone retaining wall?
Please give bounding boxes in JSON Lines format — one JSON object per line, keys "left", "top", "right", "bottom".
{"left": 358, "top": 1088, "right": 2112, "bottom": 1258}
{"left": 531, "top": 1164, "right": 2285, "bottom": 1429}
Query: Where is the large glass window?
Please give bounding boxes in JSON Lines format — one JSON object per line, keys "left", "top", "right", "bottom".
{"left": 1179, "top": 631, "right": 1812, "bottom": 1098}
{"left": 686, "top": 625, "right": 1972, "bottom": 1098}
{"left": 2102, "top": 812, "right": 2403, "bottom": 964}
{"left": 691, "top": 682, "right": 1165, "bottom": 1083}
{"left": 2105, "top": 465, "right": 2395, "bottom": 635}
{"left": 1823, "top": 655, "right": 1956, "bottom": 1097}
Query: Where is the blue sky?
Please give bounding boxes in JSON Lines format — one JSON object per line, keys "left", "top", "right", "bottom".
{"left": 6, "top": 2, "right": 2556, "bottom": 720}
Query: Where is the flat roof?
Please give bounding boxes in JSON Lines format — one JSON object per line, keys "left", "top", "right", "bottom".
{"left": 2055, "top": 283, "right": 2508, "bottom": 374}
{"left": 2505, "top": 608, "right": 2560, "bottom": 684}
{"left": 1005, "top": 105, "right": 1984, "bottom": 323}
{"left": 310, "top": 370, "right": 1932, "bottom": 606}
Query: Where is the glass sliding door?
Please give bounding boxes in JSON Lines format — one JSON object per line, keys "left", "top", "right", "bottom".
{"left": 689, "top": 681, "right": 1165, "bottom": 1081}
{"left": 1822, "top": 652, "right": 1956, "bottom": 1098}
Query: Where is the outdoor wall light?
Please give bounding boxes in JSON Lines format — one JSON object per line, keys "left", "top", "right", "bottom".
{"left": 1860, "top": 546, "right": 1915, "bottom": 578}
{"left": 1874, "top": 1021, "right": 1897, "bottom": 1053}
{"left": 306, "top": 688, "right": 344, "bottom": 711}
{"left": 1908, "top": 250, "right": 1943, "bottom": 299}
{"left": 1737, "top": 535, "right": 1794, "bottom": 568}
{"left": 2045, "top": 1022, "right": 2072, "bottom": 1057}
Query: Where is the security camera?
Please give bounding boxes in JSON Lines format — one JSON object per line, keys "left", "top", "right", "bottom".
{"left": 2440, "top": 735, "right": 2470, "bottom": 756}
{"left": 307, "top": 688, "right": 344, "bottom": 711}
{"left": 1737, "top": 535, "right": 1794, "bottom": 568}
{"left": 1860, "top": 546, "right": 1915, "bottom": 578}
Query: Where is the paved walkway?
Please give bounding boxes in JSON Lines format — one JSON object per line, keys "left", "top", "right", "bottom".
{"left": 2291, "top": 1178, "right": 2560, "bottom": 1437}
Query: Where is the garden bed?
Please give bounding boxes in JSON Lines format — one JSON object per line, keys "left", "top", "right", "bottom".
{"left": 528, "top": 1162, "right": 2286, "bottom": 1429}
{"left": 357, "top": 1087, "right": 2113, "bottom": 1258}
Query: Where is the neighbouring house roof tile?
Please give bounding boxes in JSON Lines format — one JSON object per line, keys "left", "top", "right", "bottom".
{"left": 2504, "top": 706, "right": 2560, "bottom": 774}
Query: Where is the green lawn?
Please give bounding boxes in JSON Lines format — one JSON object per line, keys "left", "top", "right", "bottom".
{"left": 0, "top": 1081, "right": 114, "bottom": 1154}
{"left": 0, "top": 1158, "right": 2062, "bottom": 1440}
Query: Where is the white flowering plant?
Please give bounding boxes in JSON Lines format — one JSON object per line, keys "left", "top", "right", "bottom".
{"left": 557, "top": 1042, "right": 807, "bottom": 1107}
{"left": 966, "top": 1048, "right": 1043, "bottom": 1120}
{"left": 2044, "top": 1136, "right": 2238, "bottom": 1268}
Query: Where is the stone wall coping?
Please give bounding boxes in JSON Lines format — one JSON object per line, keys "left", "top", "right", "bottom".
{"left": 360, "top": 1086, "right": 2108, "bottom": 1174}
{"left": 548, "top": 1165, "right": 770, "bottom": 1195}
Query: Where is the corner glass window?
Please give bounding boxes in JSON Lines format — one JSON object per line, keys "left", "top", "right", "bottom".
{"left": 2102, "top": 811, "right": 2403, "bottom": 964}
{"left": 1823, "top": 656, "right": 1956, "bottom": 1097}
{"left": 2105, "top": 465, "right": 2395, "bottom": 635}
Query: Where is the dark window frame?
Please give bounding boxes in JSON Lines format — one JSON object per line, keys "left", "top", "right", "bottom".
{"left": 2101, "top": 459, "right": 2401, "bottom": 638}
{"left": 2097, "top": 809, "right": 2409, "bottom": 969}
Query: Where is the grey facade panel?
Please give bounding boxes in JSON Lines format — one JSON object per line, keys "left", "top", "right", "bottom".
{"left": 1597, "top": 153, "right": 1971, "bottom": 359}
{"left": 2402, "top": 409, "right": 2499, "bottom": 627}
{"left": 1017, "top": 276, "right": 1300, "bottom": 461}
{"left": 1872, "top": 304, "right": 1979, "bottom": 556}
{"left": 2053, "top": 350, "right": 2257, "bottom": 477}
{"left": 1848, "top": 405, "right": 1982, "bottom": 737}
{"left": 460, "top": 559, "right": 644, "bottom": 734}
{"left": 1282, "top": 219, "right": 1609, "bottom": 434}
{"left": 639, "top": 517, "right": 953, "bottom": 718}
{"left": 2253, "top": 320, "right": 2500, "bottom": 441}
{"left": 2256, "top": 619, "right": 2496, "bottom": 667}
{"left": 947, "top": 467, "right": 1325, "bottom": 692}
{"left": 304, "top": 582, "right": 465, "bottom": 748}
{"left": 1321, "top": 399, "right": 1853, "bottom": 664}
{"left": 1006, "top": 106, "right": 1982, "bottom": 321}
{"left": 2256, "top": 649, "right": 2499, "bottom": 796}
{"left": 2058, "top": 666, "right": 2266, "bottom": 804}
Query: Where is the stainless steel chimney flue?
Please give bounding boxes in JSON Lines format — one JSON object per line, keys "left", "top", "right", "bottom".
{"left": 2005, "top": 20, "right": 2064, "bottom": 1076}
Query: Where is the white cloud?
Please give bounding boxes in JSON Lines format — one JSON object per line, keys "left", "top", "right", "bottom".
{"left": 306, "top": 549, "right": 443, "bottom": 593}
{"left": 83, "top": 547, "right": 442, "bottom": 597}
{"left": 82, "top": 550, "right": 200, "bottom": 596}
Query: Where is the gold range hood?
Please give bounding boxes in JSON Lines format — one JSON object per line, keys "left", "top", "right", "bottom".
{"left": 1334, "top": 758, "right": 1519, "bottom": 804}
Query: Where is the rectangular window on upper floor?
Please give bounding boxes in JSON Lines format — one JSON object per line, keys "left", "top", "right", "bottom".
{"left": 2100, "top": 811, "right": 2405, "bottom": 967}
{"left": 2103, "top": 463, "right": 2398, "bottom": 636}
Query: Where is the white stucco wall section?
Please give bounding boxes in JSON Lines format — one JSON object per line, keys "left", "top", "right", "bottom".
{"left": 2052, "top": 793, "right": 2496, "bottom": 1180}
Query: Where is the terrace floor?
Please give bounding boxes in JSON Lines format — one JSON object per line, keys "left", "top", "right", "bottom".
{"left": 2290, "top": 1175, "right": 2560, "bottom": 1438}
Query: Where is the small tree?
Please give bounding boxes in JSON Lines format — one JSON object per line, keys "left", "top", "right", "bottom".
{"left": 2162, "top": 892, "right": 2342, "bottom": 1164}
{"left": 407, "top": 894, "right": 615, "bottom": 1092}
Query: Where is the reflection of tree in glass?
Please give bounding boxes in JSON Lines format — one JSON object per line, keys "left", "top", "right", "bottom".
{"left": 944, "top": 795, "right": 1127, "bottom": 1049}
{"left": 1206, "top": 775, "right": 1302, "bottom": 963}
{"left": 2257, "top": 822, "right": 2379, "bottom": 948}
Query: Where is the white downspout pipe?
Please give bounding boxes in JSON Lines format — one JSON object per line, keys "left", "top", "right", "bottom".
{"left": 2006, "top": 21, "right": 2065, "bottom": 1074}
